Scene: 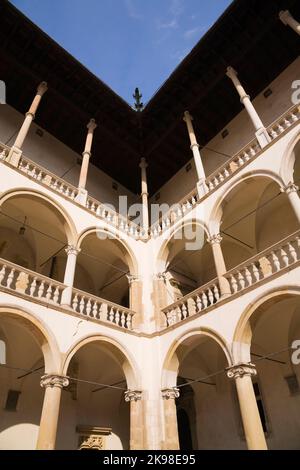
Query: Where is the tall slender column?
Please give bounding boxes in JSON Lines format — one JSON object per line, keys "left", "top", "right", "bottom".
{"left": 36, "top": 374, "right": 69, "bottom": 450}
{"left": 161, "top": 388, "right": 180, "bottom": 450}
{"left": 153, "top": 273, "right": 169, "bottom": 328}
{"left": 139, "top": 157, "right": 149, "bottom": 232}
{"left": 125, "top": 390, "right": 144, "bottom": 450}
{"left": 281, "top": 182, "right": 300, "bottom": 225}
{"left": 127, "top": 274, "right": 142, "bottom": 329}
{"left": 76, "top": 118, "right": 97, "bottom": 205}
{"left": 279, "top": 10, "right": 300, "bottom": 36}
{"left": 183, "top": 111, "right": 207, "bottom": 197}
{"left": 61, "top": 246, "right": 81, "bottom": 307}
{"left": 7, "top": 82, "right": 48, "bottom": 167}
{"left": 226, "top": 363, "right": 267, "bottom": 450}
{"left": 207, "top": 234, "right": 231, "bottom": 297}
{"left": 226, "top": 67, "right": 271, "bottom": 149}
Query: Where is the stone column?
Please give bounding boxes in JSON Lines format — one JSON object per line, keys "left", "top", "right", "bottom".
{"left": 7, "top": 82, "right": 48, "bottom": 167}
{"left": 61, "top": 246, "right": 81, "bottom": 307}
{"left": 36, "top": 374, "right": 69, "bottom": 450}
{"left": 279, "top": 10, "right": 300, "bottom": 36}
{"left": 139, "top": 157, "right": 149, "bottom": 232}
{"left": 76, "top": 118, "right": 97, "bottom": 205}
{"left": 161, "top": 388, "right": 180, "bottom": 450}
{"left": 127, "top": 274, "right": 143, "bottom": 329}
{"left": 281, "top": 182, "right": 300, "bottom": 225}
{"left": 153, "top": 273, "right": 169, "bottom": 328}
{"left": 226, "top": 67, "right": 271, "bottom": 149}
{"left": 207, "top": 234, "right": 231, "bottom": 297}
{"left": 125, "top": 390, "right": 144, "bottom": 450}
{"left": 226, "top": 363, "right": 267, "bottom": 450}
{"left": 183, "top": 111, "right": 207, "bottom": 197}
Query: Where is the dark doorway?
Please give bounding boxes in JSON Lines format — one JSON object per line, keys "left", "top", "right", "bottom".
{"left": 177, "top": 408, "right": 193, "bottom": 450}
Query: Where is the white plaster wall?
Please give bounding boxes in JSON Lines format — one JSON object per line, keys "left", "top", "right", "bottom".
{"left": 150, "top": 57, "right": 300, "bottom": 209}
{"left": 0, "top": 105, "right": 138, "bottom": 208}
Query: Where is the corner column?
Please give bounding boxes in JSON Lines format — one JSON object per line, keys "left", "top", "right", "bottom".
{"left": 279, "top": 10, "right": 300, "bottom": 35}
{"left": 226, "top": 67, "right": 271, "bottom": 149}
{"left": 281, "top": 182, "right": 300, "bottom": 225}
{"left": 61, "top": 245, "right": 81, "bottom": 307}
{"left": 127, "top": 274, "right": 143, "bottom": 329}
{"left": 36, "top": 374, "right": 69, "bottom": 450}
{"left": 153, "top": 273, "right": 169, "bottom": 328}
{"left": 7, "top": 82, "right": 48, "bottom": 167}
{"left": 125, "top": 390, "right": 144, "bottom": 450}
{"left": 207, "top": 234, "right": 231, "bottom": 297}
{"left": 226, "top": 363, "right": 267, "bottom": 450}
{"left": 139, "top": 157, "right": 149, "bottom": 232}
{"left": 183, "top": 111, "right": 207, "bottom": 197}
{"left": 161, "top": 387, "right": 180, "bottom": 450}
{"left": 76, "top": 118, "right": 97, "bottom": 205}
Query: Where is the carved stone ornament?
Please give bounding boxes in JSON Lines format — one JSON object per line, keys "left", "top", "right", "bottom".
{"left": 124, "top": 390, "right": 142, "bottom": 402}
{"left": 161, "top": 387, "right": 180, "bottom": 400}
{"left": 40, "top": 374, "right": 69, "bottom": 389}
{"left": 226, "top": 363, "right": 257, "bottom": 380}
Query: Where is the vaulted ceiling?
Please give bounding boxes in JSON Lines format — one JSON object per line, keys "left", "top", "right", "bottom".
{"left": 0, "top": 0, "right": 299, "bottom": 194}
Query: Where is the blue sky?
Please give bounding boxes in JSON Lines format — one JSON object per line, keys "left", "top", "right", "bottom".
{"left": 11, "top": 0, "right": 232, "bottom": 105}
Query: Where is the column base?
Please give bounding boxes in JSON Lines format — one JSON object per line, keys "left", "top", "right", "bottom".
{"left": 6, "top": 146, "right": 22, "bottom": 167}
{"left": 196, "top": 179, "right": 208, "bottom": 198}
{"left": 75, "top": 188, "right": 88, "bottom": 206}
{"left": 255, "top": 127, "right": 271, "bottom": 149}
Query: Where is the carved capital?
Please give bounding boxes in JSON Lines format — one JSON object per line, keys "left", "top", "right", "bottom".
{"left": 139, "top": 157, "right": 148, "bottom": 169}
{"left": 280, "top": 182, "right": 299, "bottom": 195}
{"left": 87, "top": 118, "right": 97, "bottom": 132}
{"left": 40, "top": 374, "right": 69, "bottom": 389}
{"left": 124, "top": 390, "right": 142, "bottom": 402}
{"left": 190, "top": 143, "right": 199, "bottom": 151}
{"left": 226, "top": 66, "right": 238, "bottom": 80}
{"left": 162, "top": 387, "right": 180, "bottom": 400}
{"left": 183, "top": 110, "right": 193, "bottom": 122}
{"left": 65, "top": 245, "right": 81, "bottom": 256}
{"left": 155, "top": 272, "right": 167, "bottom": 281}
{"left": 207, "top": 233, "right": 223, "bottom": 245}
{"left": 126, "top": 274, "right": 139, "bottom": 285}
{"left": 226, "top": 363, "right": 257, "bottom": 380}
{"left": 37, "top": 81, "right": 48, "bottom": 96}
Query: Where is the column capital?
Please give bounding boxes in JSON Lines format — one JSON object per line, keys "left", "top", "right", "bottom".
{"left": 280, "top": 182, "right": 299, "bottom": 195}
{"left": 155, "top": 272, "right": 167, "bottom": 281}
{"left": 279, "top": 10, "right": 292, "bottom": 25}
{"left": 183, "top": 110, "right": 193, "bottom": 122}
{"left": 226, "top": 66, "right": 238, "bottom": 80}
{"left": 190, "top": 143, "right": 199, "bottom": 151}
{"left": 37, "top": 81, "right": 48, "bottom": 96}
{"left": 87, "top": 118, "right": 97, "bottom": 132}
{"left": 124, "top": 390, "right": 142, "bottom": 402}
{"left": 162, "top": 387, "right": 180, "bottom": 400}
{"left": 40, "top": 374, "right": 69, "bottom": 389}
{"left": 207, "top": 233, "right": 223, "bottom": 245}
{"left": 139, "top": 157, "right": 148, "bottom": 169}
{"left": 65, "top": 245, "right": 81, "bottom": 256}
{"left": 226, "top": 363, "right": 257, "bottom": 380}
{"left": 126, "top": 274, "right": 139, "bottom": 285}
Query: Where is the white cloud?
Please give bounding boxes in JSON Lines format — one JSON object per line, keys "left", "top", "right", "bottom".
{"left": 184, "top": 26, "right": 206, "bottom": 40}
{"left": 170, "top": 0, "right": 184, "bottom": 17}
{"left": 124, "top": 0, "right": 142, "bottom": 20}
{"left": 157, "top": 18, "right": 178, "bottom": 30}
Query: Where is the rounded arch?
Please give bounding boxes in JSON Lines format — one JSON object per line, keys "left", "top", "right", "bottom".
{"left": 156, "top": 219, "right": 210, "bottom": 273}
{"left": 0, "top": 188, "right": 77, "bottom": 246}
{"left": 77, "top": 227, "right": 138, "bottom": 276}
{"left": 162, "top": 327, "right": 233, "bottom": 389}
{"left": 62, "top": 334, "right": 140, "bottom": 390}
{"left": 209, "top": 170, "right": 285, "bottom": 234}
{"left": 232, "top": 286, "right": 300, "bottom": 362}
{"left": 0, "top": 305, "right": 61, "bottom": 373}
{"left": 280, "top": 130, "right": 300, "bottom": 185}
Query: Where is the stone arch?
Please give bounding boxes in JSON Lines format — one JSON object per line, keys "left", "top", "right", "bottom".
{"left": 77, "top": 227, "right": 138, "bottom": 276}
{"left": 62, "top": 334, "right": 140, "bottom": 390}
{"left": 0, "top": 187, "right": 77, "bottom": 246}
{"left": 232, "top": 286, "right": 300, "bottom": 363}
{"left": 162, "top": 327, "right": 233, "bottom": 389}
{"left": 280, "top": 130, "right": 300, "bottom": 185}
{"left": 0, "top": 305, "right": 61, "bottom": 373}
{"left": 209, "top": 170, "right": 285, "bottom": 235}
{"left": 156, "top": 219, "right": 210, "bottom": 273}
